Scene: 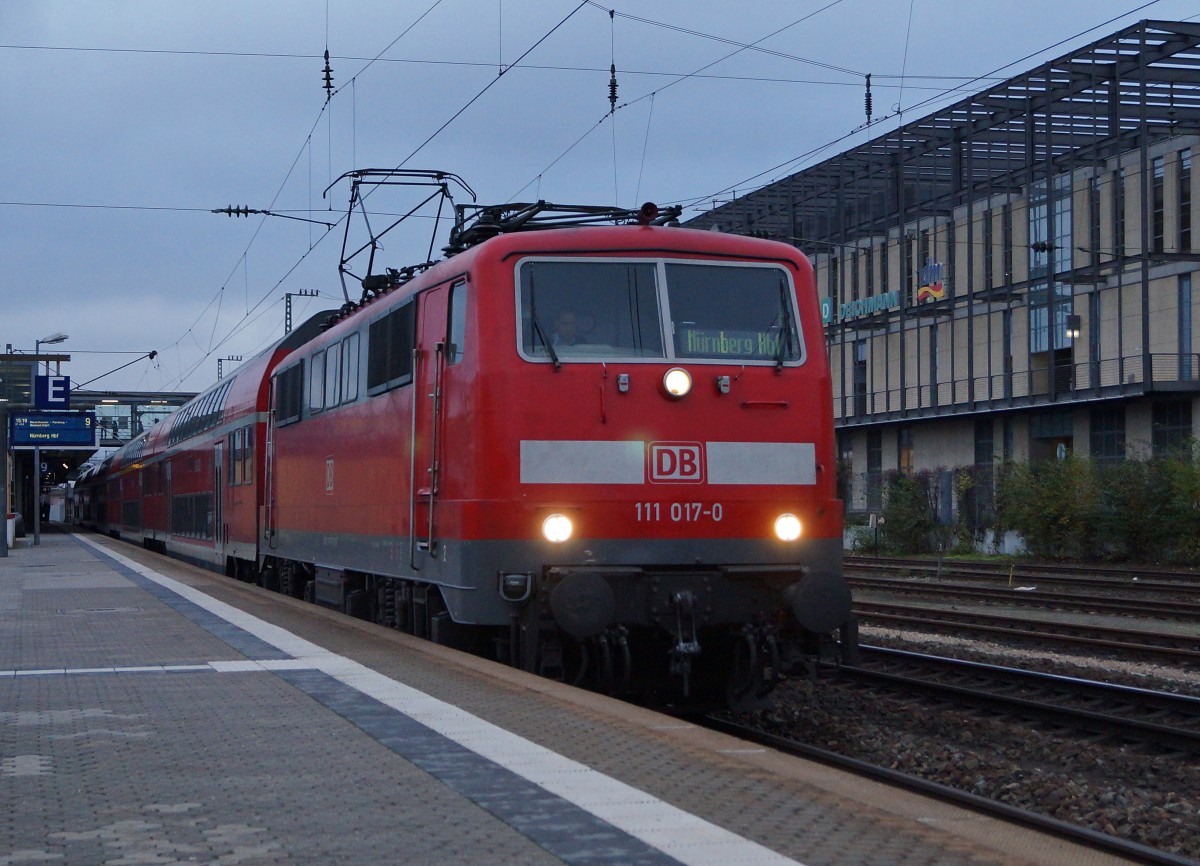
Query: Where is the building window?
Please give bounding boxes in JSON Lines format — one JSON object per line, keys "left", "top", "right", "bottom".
{"left": 1029, "top": 179, "right": 1049, "bottom": 280}
{"left": 866, "top": 429, "right": 882, "bottom": 511}
{"left": 1089, "top": 406, "right": 1125, "bottom": 464}
{"left": 1114, "top": 168, "right": 1126, "bottom": 257}
{"left": 897, "top": 426, "right": 914, "bottom": 476}
{"left": 837, "top": 431, "right": 853, "bottom": 504}
{"left": 1088, "top": 174, "right": 1102, "bottom": 265}
{"left": 982, "top": 210, "right": 994, "bottom": 288}
{"left": 973, "top": 417, "right": 996, "bottom": 522}
{"left": 1002, "top": 204, "right": 1013, "bottom": 286}
{"left": 1152, "top": 156, "right": 1165, "bottom": 253}
{"left": 1181, "top": 274, "right": 1194, "bottom": 380}
{"left": 1052, "top": 173, "right": 1073, "bottom": 275}
{"left": 880, "top": 239, "right": 889, "bottom": 293}
{"left": 1151, "top": 400, "right": 1192, "bottom": 457}
{"left": 1181, "top": 148, "right": 1192, "bottom": 253}
{"left": 853, "top": 339, "right": 868, "bottom": 416}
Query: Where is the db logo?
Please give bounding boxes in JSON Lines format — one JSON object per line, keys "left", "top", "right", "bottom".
{"left": 648, "top": 442, "right": 704, "bottom": 484}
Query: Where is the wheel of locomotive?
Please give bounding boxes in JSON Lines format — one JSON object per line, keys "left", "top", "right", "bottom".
{"left": 258, "top": 559, "right": 280, "bottom": 592}
{"left": 723, "top": 631, "right": 769, "bottom": 711}
{"left": 278, "top": 560, "right": 304, "bottom": 599}
{"left": 534, "top": 631, "right": 589, "bottom": 686}
{"left": 684, "top": 632, "right": 768, "bottom": 711}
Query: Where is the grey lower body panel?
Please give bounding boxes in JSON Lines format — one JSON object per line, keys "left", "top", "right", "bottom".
{"left": 268, "top": 529, "right": 848, "bottom": 634}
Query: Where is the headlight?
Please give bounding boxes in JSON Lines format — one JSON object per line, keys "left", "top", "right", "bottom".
{"left": 542, "top": 513, "right": 573, "bottom": 543}
{"left": 662, "top": 367, "right": 692, "bottom": 398}
{"left": 774, "top": 513, "right": 802, "bottom": 542}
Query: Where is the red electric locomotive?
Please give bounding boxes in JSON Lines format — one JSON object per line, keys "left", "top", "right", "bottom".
{"left": 258, "top": 194, "right": 853, "bottom": 705}
{"left": 78, "top": 179, "right": 853, "bottom": 706}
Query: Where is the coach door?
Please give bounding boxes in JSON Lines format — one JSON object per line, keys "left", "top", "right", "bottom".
{"left": 410, "top": 279, "right": 466, "bottom": 570}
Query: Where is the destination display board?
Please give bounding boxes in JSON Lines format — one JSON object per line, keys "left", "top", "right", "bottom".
{"left": 9, "top": 411, "right": 97, "bottom": 448}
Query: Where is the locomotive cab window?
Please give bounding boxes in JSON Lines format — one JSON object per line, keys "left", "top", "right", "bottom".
{"left": 666, "top": 263, "right": 804, "bottom": 364}
{"left": 519, "top": 261, "right": 663, "bottom": 359}
{"left": 517, "top": 258, "right": 802, "bottom": 364}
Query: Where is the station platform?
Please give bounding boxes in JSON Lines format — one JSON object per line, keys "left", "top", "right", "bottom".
{"left": 0, "top": 530, "right": 1139, "bottom": 866}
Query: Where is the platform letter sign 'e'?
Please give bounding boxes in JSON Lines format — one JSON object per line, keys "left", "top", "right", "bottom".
{"left": 648, "top": 442, "right": 704, "bottom": 483}
{"left": 34, "top": 376, "right": 71, "bottom": 410}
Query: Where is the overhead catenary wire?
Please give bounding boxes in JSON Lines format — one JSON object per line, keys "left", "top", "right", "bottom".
{"left": 8, "top": 2, "right": 1188, "bottom": 393}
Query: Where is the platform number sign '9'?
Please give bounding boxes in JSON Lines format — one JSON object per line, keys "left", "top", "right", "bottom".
{"left": 648, "top": 442, "right": 704, "bottom": 484}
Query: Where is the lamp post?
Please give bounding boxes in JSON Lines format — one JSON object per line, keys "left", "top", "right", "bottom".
{"left": 30, "top": 332, "right": 68, "bottom": 548}
{"left": 35, "top": 332, "right": 69, "bottom": 375}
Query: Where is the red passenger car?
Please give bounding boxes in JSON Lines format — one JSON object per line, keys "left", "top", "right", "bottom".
{"left": 81, "top": 315, "right": 332, "bottom": 574}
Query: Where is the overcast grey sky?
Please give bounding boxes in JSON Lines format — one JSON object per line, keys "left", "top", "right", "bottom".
{"left": 4, "top": 0, "right": 1198, "bottom": 393}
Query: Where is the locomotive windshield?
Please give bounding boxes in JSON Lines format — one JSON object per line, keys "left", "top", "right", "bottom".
{"left": 518, "top": 259, "right": 803, "bottom": 364}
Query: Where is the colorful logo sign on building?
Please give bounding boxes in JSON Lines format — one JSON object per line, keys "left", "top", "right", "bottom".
{"left": 916, "top": 259, "right": 945, "bottom": 303}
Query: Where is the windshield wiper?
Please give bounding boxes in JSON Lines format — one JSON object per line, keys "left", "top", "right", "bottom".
{"left": 775, "top": 277, "right": 795, "bottom": 371}
{"left": 528, "top": 274, "right": 561, "bottom": 370}
{"left": 532, "top": 313, "right": 560, "bottom": 370}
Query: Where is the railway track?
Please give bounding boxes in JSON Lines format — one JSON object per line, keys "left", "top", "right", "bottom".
{"left": 848, "top": 574, "right": 1200, "bottom": 620}
{"left": 847, "top": 555, "right": 1200, "bottom": 593}
{"left": 841, "top": 645, "right": 1200, "bottom": 753}
{"left": 703, "top": 713, "right": 1199, "bottom": 866}
{"left": 853, "top": 600, "right": 1200, "bottom": 664}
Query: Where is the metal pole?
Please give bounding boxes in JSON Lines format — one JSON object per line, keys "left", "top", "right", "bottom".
{"left": 1, "top": 404, "right": 8, "bottom": 557}
{"left": 33, "top": 445, "right": 41, "bottom": 546}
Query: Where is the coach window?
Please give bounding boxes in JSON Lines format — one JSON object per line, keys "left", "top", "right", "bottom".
{"left": 341, "top": 332, "right": 360, "bottom": 402}
{"left": 309, "top": 349, "right": 326, "bottom": 412}
{"left": 229, "top": 429, "right": 242, "bottom": 485}
{"left": 241, "top": 424, "right": 253, "bottom": 482}
{"left": 325, "top": 341, "right": 342, "bottom": 408}
{"left": 447, "top": 281, "right": 467, "bottom": 365}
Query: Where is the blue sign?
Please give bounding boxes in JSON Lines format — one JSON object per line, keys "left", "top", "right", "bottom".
{"left": 9, "top": 411, "right": 96, "bottom": 448}
{"left": 34, "top": 375, "right": 71, "bottom": 410}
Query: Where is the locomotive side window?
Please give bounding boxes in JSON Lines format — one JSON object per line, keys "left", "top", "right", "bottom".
{"left": 341, "top": 333, "right": 360, "bottom": 402}
{"left": 519, "top": 261, "right": 663, "bottom": 359}
{"left": 309, "top": 350, "right": 326, "bottom": 413}
{"left": 367, "top": 301, "right": 416, "bottom": 393}
{"left": 665, "top": 263, "right": 804, "bottom": 364}
{"left": 274, "top": 362, "right": 303, "bottom": 426}
{"left": 324, "top": 343, "right": 342, "bottom": 408}
{"left": 447, "top": 281, "right": 467, "bottom": 365}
